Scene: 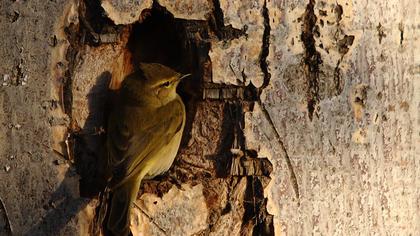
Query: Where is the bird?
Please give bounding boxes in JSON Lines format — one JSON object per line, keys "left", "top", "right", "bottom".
{"left": 98, "top": 63, "right": 189, "bottom": 236}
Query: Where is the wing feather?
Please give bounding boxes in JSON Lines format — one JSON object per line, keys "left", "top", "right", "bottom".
{"left": 106, "top": 98, "right": 184, "bottom": 188}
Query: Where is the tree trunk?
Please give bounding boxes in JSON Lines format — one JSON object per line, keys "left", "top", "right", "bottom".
{"left": 0, "top": 0, "right": 418, "bottom": 235}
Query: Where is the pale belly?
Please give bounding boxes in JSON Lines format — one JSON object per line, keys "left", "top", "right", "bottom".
{"left": 143, "top": 128, "right": 184, "bottom": 179}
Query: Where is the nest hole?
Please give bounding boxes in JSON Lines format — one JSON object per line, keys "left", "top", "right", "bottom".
{"left": 75, "top": 2, "right": 210, "bottom": 197}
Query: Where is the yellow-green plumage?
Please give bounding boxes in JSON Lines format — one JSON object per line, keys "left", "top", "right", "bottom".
{"left": 102, "top": 63, "right": 187, "bottom": 236}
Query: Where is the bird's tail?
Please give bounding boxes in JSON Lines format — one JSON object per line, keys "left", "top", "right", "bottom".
{"left": 94, "top": 186, "right": 110, "bottom": 235}
{"left": 95, "top": 179, "right": 141, "bottom": 236}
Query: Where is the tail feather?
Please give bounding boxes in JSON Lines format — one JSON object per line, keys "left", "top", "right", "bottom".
{"left": 95, "top": 178, "right": 141, "bottom": 236}
{"left": 94, "top": 187, "right": 110, "bottom": 235}
{"left": 107, "top": 185, "right": 132, "bottom": 235}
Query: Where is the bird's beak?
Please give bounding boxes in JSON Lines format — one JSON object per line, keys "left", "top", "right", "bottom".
{"left": 178, "top": 73, "right": 191, "bottom": 81}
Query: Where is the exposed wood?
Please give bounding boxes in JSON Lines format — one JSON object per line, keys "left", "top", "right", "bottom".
{"left": 0, "top": 0, "right": 418, "bottom": 235}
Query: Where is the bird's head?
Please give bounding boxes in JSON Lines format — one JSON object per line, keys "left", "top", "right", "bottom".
{"left": 140, "top": 63, "right": 190, "bottom": 105}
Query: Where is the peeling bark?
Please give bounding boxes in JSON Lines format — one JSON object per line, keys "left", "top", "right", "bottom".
{"left": 0, "top": 0, "right": 418, "bottom": 235}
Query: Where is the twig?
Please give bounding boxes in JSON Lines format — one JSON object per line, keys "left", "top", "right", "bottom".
{"left": 65, "top": 134, "right": 74, "bottom": 163}
{"left": 0, "top": 196, "right": 14, "bottom": 234}
{"left": 52, "top": 149, "right": 66, "bottom": 158}
{"left": 252, "top": 176, "right": 258, "bottom": 225}
{"left": 258, "top": 100, "right": 300, "bottom": 204}
{"left": 132, "top": 201, "right": 167, "bottom": 235}
{"left": 41, "top": 143, "right": 66, "bottom": 159}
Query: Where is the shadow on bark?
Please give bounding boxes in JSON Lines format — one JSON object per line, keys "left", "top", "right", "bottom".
{"left": 22, "top": 170, "right": 89, "bottom": 236}
{"left": 23, "top": 72, "right": 113, "bottom": 236}
{"left": 75, "top": 71, "right": 113, "bottom": 198}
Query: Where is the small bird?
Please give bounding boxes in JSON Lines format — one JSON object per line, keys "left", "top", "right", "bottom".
{"left": 99, "top": 63, "right": 189, "bottom": 236}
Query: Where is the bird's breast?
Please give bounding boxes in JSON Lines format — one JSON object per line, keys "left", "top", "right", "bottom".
{"left": 143, "top": 127, "right": 184, "bottom": 179}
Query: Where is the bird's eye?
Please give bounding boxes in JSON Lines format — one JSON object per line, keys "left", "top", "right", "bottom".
{"left": 162, "top": 81, "right": 171, "bottom": 87}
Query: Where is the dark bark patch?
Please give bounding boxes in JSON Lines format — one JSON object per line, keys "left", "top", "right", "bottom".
{"left": 301, "top": 0, "right": 322, "bottom": 120}
{"left": 259, "top": 0, "right": 271, "bottom": 92}
{"left": 208, "top": 0, "right": 247, "bottom": 41}
{"left": 398, "top": 22, "right": 404, "bottom": 45}
{"left": 376, "top": 23, "right": 387, "bottom": 44}
{"left": 334, "top": 4, "right": 343, "bottom": 22}
{"left": 337, "top": 35, "right": 355, "bottom": 55}
{"left": 242, "top": 177, "right": 274, "bottom": 236}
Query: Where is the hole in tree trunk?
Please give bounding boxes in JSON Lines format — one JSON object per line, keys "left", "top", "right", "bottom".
{"left": 64, "top": 1, "right": 273, "bottom": 234}
{"left": 75, "top": 1, "right": 209, "bottom": 198}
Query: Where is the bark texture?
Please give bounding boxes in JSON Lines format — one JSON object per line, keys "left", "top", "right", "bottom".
{"left": 0, "top": 0, "right": 418, "bottom": 235}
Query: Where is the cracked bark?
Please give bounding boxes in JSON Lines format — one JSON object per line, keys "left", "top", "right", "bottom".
{"left": 301, "top": 0, "right": 322, "bottom": 120}
{"left": 66, "top": 1, "right": 273, "bottom": 235}
{"left": 259, "top": 0, "right": 271, "bottom": 91}
{"left": 258, "top": 0, "right": 300, "bottom": 204}
{"left": 0, "top": 0, "right": 418, "bottom": 235}
{"left": 209, "top": 0, "right": 247, "bottom": 41}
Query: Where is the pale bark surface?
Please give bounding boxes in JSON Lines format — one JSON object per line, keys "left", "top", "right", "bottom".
{"left": 246, "top": 0, "right": 419, "bottom": 235}
{"left": 0, "top": 0, "right": 418, "bottom": 235}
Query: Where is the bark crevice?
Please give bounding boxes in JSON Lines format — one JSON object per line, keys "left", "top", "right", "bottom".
{"left": 259, "top": 0, "right": 271, "bottom": 92}
{"left": 209, "top": 0, "right": 247, "bottom": 41}
{"left": 301, "top": 0, "right": 322, "bottom": 120}
{"left": 61, "top": 0, "right": 276, "bottom": 234}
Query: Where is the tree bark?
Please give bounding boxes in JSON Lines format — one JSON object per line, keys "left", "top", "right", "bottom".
{"left": 0, "top": 0, "right": 418, "bottom": 235}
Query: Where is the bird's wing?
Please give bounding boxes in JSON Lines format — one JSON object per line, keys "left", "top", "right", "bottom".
{"left": 106, "top": 98, "right": 184, "bottom": 188}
